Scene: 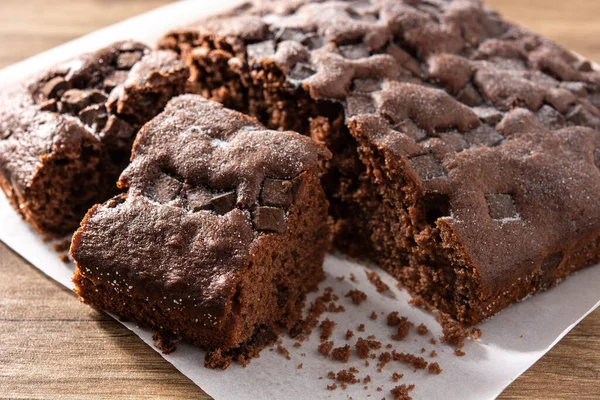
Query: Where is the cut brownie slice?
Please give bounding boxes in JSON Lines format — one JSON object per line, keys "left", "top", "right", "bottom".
{"left": 160, "top": 0, "right": 600, "bottom": 323}
{"left": 71, "top": 95, "right": 331, "bottom": 368}
{"left": 0, "top": 41, "right": 189, "bottom": 235}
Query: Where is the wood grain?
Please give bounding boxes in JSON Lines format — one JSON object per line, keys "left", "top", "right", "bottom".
{"left": 0, "top": 1, "right": 598, "bottom": 399}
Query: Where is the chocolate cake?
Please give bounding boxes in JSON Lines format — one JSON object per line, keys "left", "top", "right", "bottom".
{"left": 0, "top": 41, "right": 189, "bottom": 235}
{"left": 160, "top": 0, "right": 600, "bottom": 324}
{"left": 71, "top": 95, "right": 332, "bottom": 367}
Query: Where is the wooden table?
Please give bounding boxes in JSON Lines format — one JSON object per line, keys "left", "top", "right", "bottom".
{"left": 0, "top": 1, "right": 598, "bottom": 398}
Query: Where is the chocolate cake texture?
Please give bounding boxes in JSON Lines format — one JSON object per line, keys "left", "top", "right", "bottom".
{"left": 0, "top": 41, "right": 189, "bottom": 235}
{"left": 71, "top": 95, "right": 332, "bottom": 367}
{"left": 160, "top": 0, "right": 600, "bottom": 324}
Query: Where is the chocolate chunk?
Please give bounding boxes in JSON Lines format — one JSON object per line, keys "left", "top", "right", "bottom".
{"left": 288, "top": 63, "right": 316, "bottom": 81}
{"left": 150, "top": 173, "right": 183, "bottom": 203}
{"left": 247, "top": 40, "right": 276, "bottom": 61}
{"left": 394, "top": 120, "right": 427, "bottom": 142}
{"left": 338, "top": 44, "right": 370, "bottom": 60}
{"left": 536, "top": 105, "right": 566, "bottom": 130}
{"left": 60, "top": 89, "right": 107, "bottom": 114}
{"left": 39, "top": 98, "right": 58, "bottom": 112}
{"left": 485, "top": 194, "right": 519, "bottom": 220}
{"left": 352, "top": 78, "right": 382, "bottom": 93}
{"left": 40, "top": 76, "right": 69, "bottom": 99}
{"left": 472, "top": 107, "right": 503, "bottom": 125}
{"left": 103, "top": 115, "right": 135, "bottom": 139}
{"left": 186, "top": 187, "right": 214, "bottom": 212}
{"left": 116, "top": 51, "right": 143, "bottom": 70}
{"left": 104, "top": 70, "right": 130, "bottom": 92}
{"left": 409, "top": 154, "right": 446, "bottom": 180}
{"left": 274, "top": 27, "right": 307, "bottom": 43}
{"left": 261, "top": 178, "right": 293, "bottom": 208}
{"left": 253, "top": 206, "right": 285, "bottom": 233}
{"left": 79, "top": 104, "right": 108, "bottom": 131}
{"left": 540, "top": 252, "right": 563, "bottom": 284}
{"left": 210, "top": 191, "right": 237, "bottom": 215}
{"left": 345, "top": 95, "right": 377, "bottom": 117}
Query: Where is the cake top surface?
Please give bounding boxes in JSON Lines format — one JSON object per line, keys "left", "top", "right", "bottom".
{"left": 0, "top": 41, "right": 188, "bottom": 194}
{"left": 166, "top": 0, "right": 600, "bottom": 288}
{"left": 72, "top": 94, "right": 330, "bottom": 326}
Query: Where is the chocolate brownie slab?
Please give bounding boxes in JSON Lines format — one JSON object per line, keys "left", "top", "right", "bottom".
{"left": 161, "top": 0, "right": 600, "bottom": 323}
{"left": 0, "top": 41, "right": 188, "bottom": 235}
{"left": 71, "top": 95, "right": 331, "bottom": 368}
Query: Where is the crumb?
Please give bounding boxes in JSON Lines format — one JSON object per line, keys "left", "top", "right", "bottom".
{"left": 293, "top": 342, "right": 302, "bottom": 348}
{"left": 386, "top": 343, "right": 392, "bottom": 349}
{"left": 355, "top": 337, "right": 382, "bottom": 359}
{"left": 277, "top": 345, "right": 291, "bottom": 360}
{"left": 429, "top": 338, "right": 437, "bottom": 345}
{"left": 327, "top": 371, "right": 336, "bottom": 379}
{"left": 345, "top": 330, "right": 354, "bottom": 340}
{"left": 337, "top": 276, "right": 346, "bottom": 281}
{"left": 430, "top": 350, "right": 437, "bottom": 358}
{"left": 391, "top": 317, "right": 412, "bottom": 341}
{"left": 420, "top": 348, "right": 426, "bottom": 353}
{"left": 387, "top": 311, "right": 400, "bottom": 326}
{"left": 52, "top": 238, "right": 71, "bottom": 252}
{"left": 318, "top": 341, "right": 334, "bottom": 357}
{"left": 350, "top": 273, "right": 357, "bottom": 282}
{"left": 364, "top": 375, "right": 371, "bottom": 383}
{"left": 408, "top": 295, "right": 434, "bottom": 312}
{"left": 346, "top": 289, "right": 367, "bottom": 305}
{"left": 297, "top": 363, "right": 303, "bottom": 369}
{"left": 428, "top": 362, "right": 442, "bottom": 375}
{"left": 370, "top": 311, "right": 378, "bottom": 320}
{"left": 336, "top": 369, "right": 358, "bottom": 384}
{"left": 392, "top": 351, "right": 428, "bottom": 369}
{"left": 358, "top": 324, "right": 365, "bottom": 332}
{"left": 376, "top": 387, "right": 382, "bottom": 392}
{"left": 320, "top": 318, "right": 336, "bottom": 341}
{"left": 58, "top": 253, "right": 70, "bottom": 263}
{"left": 365, "top": 360, "right": 370, "bottom": 367}
{"left": 366, "top": 271, "right": 390, "bottom": 293}
{"left": 152, "top": 331, "right": 180, "bottom": 354}
{"left": 367, "top": 335, "right": 376, "bottom": 340}
{"left": 390, "top": 384, "right": 415, "bottom": 400}
{"left": 454, "top": 349, "right": 466, "bottom": 357}
{"left": 327, "top": 383, "right": 338, "bottom": 391}
{"left": 392, "top": 372, "right": 404, "bottom": 382}
{"left": 332, "top": 345, "right": 352, "bottom": 362}
{"left": 472, "top": 327, "right": 482, "bottom": 340}
{"left": 349, "top": 367, "right": 359, "bottom": 374}
{"left": 416, "top": 323, "right": 428, "bottom": 335}
{"left": 436, "top": 312, "right": 470, "bottom": 348}
{"left": 328, "top": 302, "right": 346, "bottom": 313}
{"left": 377, "top": 352, "right": 392, "bottom": 369}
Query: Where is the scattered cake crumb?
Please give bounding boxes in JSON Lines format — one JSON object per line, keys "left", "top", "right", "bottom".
{"left": 355, "top": 337, "right": 382, "bottom": 359}
{"left": 58, "top": 253, "right": 70, "bottom": 263}
{"left": 336, "top": 369, "right": 359, "bottom": 384}
{"left": 390, "top": 384, "right": 415, "bottom": 400}
{"left": 293, "top": 342, "right": 302, "bottom": 348}
{"left": 430, "top": 350, "right": 438, "bottom": 358}
{"left": 364, "top": 375, "right": 371, "bottom": 383}
{"left": 416, "top": 323, "right": 429, "bottom": 335}
{"left": 152, "top": 331, "right": 180, "bottom": 354}
{"left": 472, "top": 327, "right": 482, "bottom": 340}
{"left": 349, "top": 273, "right": 357, "bottom": 282}
{"left": 366, "top": 271, "right": 390, "bottom": 293}
{"left": 327, "top": 383, "right": 338, "bottom": 391}
{"left": 346, "top": 289, "right": 367, "bottom": 305}
{"left": 277, "top": 345, "right": 291, "bottom": 360}
{"left": 391, "top": 317, "right": 412, "bottom": 341}
{"left": 377, "top": 352, "right": 392, "bottom": 370}
{"left": 408, "top": 296, "right": 435, "bottom": 312}
{"left": 369, "top": 311, "right": 378, "bottom": 320}
{"left": 392, "top": 372, "right": 404, "bottom": 382}
{"left": 376, "top": 387, "right": 382, "bottom": 392}
{"left": 328, "top": 302, "right": 346, "bottom": 312}
{"left": 318, "top": 341, "right": 334, "bottom": 357}
{"left": 357, "top": 324, "right": 365, "bottom": 332}
{"left": 332, "top": 345, "right": 352, "bottom": 362}
{"left": 392, "top": 351, "right": 428, "bottom": 369}
{"left": 428, "top": 362, "right": 442, "bottom": 375}
{"left": 337, "top": 276, "right": 346, "bottom": 281}
{"left": 436, "top": 312, "right": 470, "bottom": 348}
{"left": 320, "top": 318, "right": 336, "bottom": 341}
{"left": 429, "top": 338, "right": 437, "bottom": 345}
{"left": 52, "top": 238, "right": 71, "bottom": 252}
{"left": 454, "top": 349, "right": 466, "bottom": 357}
{"left": 387, "top": 311, "right": 400, "bottom": 326}
{"left": 386, "top": 343, "right": 392, "bottom": 349}
{"left": 297, "top": 363, "right": 303, "bottom": 369}
{"left": 345, "top": 330, "right": 354, "bottom": 340}
{"left": 420, "top": 348, "right": 426, "bottom": 353}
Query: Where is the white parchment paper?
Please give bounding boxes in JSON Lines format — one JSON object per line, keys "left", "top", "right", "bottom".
{"left": 1, "top": 1, "right": 599, "bottom": 399}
